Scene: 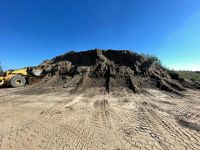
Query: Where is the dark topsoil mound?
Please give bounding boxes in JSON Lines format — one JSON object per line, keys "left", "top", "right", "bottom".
{"left": 30, "top": 49, "right": 200, "bottom": 94}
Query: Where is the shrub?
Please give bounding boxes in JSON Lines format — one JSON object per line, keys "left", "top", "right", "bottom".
{"left": 142, "top": 54, "right": 162, "bottom": 66}
{"left": 68, "top": 50, "right": 76, "bottom": 54}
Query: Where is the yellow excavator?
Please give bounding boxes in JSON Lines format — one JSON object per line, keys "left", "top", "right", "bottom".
{"left": 0, "top": 68, "right": 43, "bottom": 88}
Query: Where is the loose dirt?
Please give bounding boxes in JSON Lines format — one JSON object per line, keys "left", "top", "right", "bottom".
{"left": 1, "top": 49, "right": 200, "bottom": 150}
{"left": 0, "top": 87, "right": 200, "bottom": 150}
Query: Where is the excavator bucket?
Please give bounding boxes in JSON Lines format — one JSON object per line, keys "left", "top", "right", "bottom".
{"left": 31, "top": 69, "right": 43, "bottom": 76}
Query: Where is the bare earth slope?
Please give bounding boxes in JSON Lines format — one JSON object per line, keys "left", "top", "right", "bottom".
{"left": 0, "top": 87, "right": 200, "bottom": 150}
{"left": 32, "top": 49, "right": 200, "bottom": 94}
{"left": 1, "top": 50, "right": 200, "bottom": 150}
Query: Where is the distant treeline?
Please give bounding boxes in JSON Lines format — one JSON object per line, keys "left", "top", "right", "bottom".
{"left": 173, "top": 71, "right": 200, "bottom": 82}
{"left": 0, "top": 63, "right": 3, "bottom": 73}
{"left": 142, "top": 54, "right": 200, "bottom": 82}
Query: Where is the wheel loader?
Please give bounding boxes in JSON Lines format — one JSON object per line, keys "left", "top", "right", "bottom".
{"left": 0, "top": 68, "right": 43, "bottom": 88}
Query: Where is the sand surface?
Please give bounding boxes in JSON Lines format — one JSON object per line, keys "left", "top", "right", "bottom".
{"left": 0, "top": 87, "right": 200, "bottom": 150}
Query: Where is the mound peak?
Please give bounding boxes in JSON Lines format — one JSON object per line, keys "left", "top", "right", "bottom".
{"left": 32, "top": 49, "right": 200, "bottom": 94}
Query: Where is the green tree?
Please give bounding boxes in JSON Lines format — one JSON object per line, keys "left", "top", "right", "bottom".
{"left": 0, "top": 62, "right": 3, "bottom": 73}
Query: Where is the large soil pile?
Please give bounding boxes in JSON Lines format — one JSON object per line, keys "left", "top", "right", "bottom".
{"left": 32, "top": 49, "right": 200, "bottom": 94}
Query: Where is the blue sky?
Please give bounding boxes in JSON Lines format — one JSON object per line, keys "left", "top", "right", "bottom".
{"left": 0, "top": 0, "right": 200, "bottom": 71}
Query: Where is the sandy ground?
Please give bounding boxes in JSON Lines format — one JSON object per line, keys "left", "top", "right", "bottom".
{"left": 0, "top": 87, "right": 200, "bottom": 150}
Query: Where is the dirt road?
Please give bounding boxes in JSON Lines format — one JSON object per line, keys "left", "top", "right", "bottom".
{"left": 0, "top": 87, "right": 200, "bottom": 150}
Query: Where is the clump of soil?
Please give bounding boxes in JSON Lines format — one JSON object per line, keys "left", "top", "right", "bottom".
{"left": 31, "top": 49, "right": 200, "bottom": 94}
